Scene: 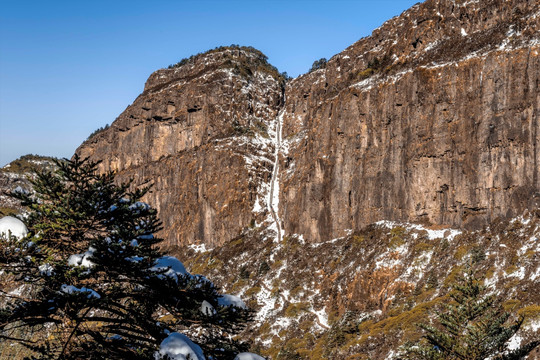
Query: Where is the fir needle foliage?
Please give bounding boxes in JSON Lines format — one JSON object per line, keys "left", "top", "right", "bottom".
{"left": 0, "top": 155, "right": 252, "bottom": 360}
{"left": 400, "top": 265, "right": 539, "bottom": 360}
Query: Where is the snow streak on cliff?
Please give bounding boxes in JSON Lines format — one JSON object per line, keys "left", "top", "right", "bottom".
{"left": 268, "top": 110, "right": 284, "bottom": 243}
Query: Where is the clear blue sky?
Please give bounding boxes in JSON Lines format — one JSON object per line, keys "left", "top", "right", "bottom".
{"left": 0, "top": 0, "right": 420, "bottom": 166}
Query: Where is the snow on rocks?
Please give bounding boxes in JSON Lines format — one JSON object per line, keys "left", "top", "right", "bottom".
{"left": 188, "top": 243, "right": 212, "bottom": 253}
{"left": 506, "top": 332, "right": 523, "bottom": 351}
{"left": 157, "top": 332, "right": 205, "bottom": 360}
{"left": 313, "top": 307, "right": 330, "bottom": 329}
{"left": 234, "top": 353, "right": 266, "bottom": 360}
{"left": 374, "top": 243, "right": 409, "bottom": 270}
{"left": 218, "top": 294, "right": 247, "bottom": 309}
{"left": 254, "top": 279, "right": 278, "bottom": 324}
{"left": 0, "top": 216, "right": 28, "bottom": 240}
{"left": 528, "top": 318, "right": 540, "bottom": 332}
{"left": 60, "top": 284, "right": 101, "bottom": 299}
{"left": 375, "top": 220, "right": 461, "bottom": 241}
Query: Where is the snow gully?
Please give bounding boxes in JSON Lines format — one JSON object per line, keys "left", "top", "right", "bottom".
{"left": 268, "top": 109, "right": 284, "bottom": 243}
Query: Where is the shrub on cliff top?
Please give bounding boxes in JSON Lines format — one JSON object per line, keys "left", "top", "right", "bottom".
{"left": 86, "top": 123, "right": 109, "bottom": 141}
{"left": 309, "top": 57, "right": 327, "bottom": 72}
{"left": 167, "top": 44, "right": 288, "bottom": 84}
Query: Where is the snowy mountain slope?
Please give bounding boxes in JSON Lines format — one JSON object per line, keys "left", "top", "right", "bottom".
{"left": 181, "top": 213, "right": 539, "bottom": 359}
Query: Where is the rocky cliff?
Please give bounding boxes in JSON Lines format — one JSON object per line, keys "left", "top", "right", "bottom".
{"left": 5, "top": 0, "right": 540, "bottom": 358}
{"left": 76, "top": 0, "right": 540, "bottom": 248}
{"left": 77, "top": 47, "right": 284, "bottom": 247}
{"left": 280, "top": 0, "right": 540, "bottom": 242}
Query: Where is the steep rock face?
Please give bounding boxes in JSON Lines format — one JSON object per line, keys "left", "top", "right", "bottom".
{"left": 280, "top": 0, "right": 540, "bottom": 242}
{"left": 77, "top": 0, "right": 540, "bottom": 247}
{"left": 77, "top": 48, "right": 283, "bottom": 247}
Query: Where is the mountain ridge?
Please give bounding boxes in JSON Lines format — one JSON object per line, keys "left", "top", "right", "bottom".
{"left": 75, "top": 0, "right": 540, "bottom": 247}
{"left": 1, "top": 0, "right": 539, "bottom": 358}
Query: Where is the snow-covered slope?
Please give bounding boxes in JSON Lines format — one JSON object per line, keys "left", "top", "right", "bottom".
{"left": 182, "top": 213, "right": 540, "bottom": 359}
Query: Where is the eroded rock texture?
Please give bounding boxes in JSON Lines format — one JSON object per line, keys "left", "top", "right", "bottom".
{"left": 280, "top": 0, "right": 540, "bottom": 242}
{"left": 77, "top": 48, "right": 283, "bottom": 247}
{"left": 77, "top": 0, "right": 540, "bottom": 246}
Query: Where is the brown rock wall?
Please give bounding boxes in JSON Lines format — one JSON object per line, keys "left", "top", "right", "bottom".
{"left": 77, "top": 48, "right": 283, "bottom": 246}
{"left": 76, "top": 0, "right": 540, "bottom": 246}
{"left": 281, "top": 39, "right": 540, "bottom": 242}
{"left": 113, "top": 142, "right": 270, "bottom": 248}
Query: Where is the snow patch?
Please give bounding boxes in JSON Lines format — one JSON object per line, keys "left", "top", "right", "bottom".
{"left": 8, "top": 285, "right": 25, "bottom": 297}
{"left": 39, "top": 263, "right": 54, "bottom": 276}
{"left": 157, "top": 332, "right": 205, "bottom": 360}
{"left": 528, "top": 318, "right": 540, "bottom": 332}
{"left": 424, "top": 40, "right": 440, "bottom": 52}
{"left": 151, "top": 256, "right": 190, "bottom": 282}
{"left": 188, "top": 243, "right": 211, "bottom": 253}
{"left": 507, "top": 333, "right": 522, "bottom": 351}
{"left": 235, "top": 353, "right": 266, "bottom": 360}
{"left": 218, "top": 294, "right": 247, "bottom": 309}
{"left": 68, "top": 247, "right": 95, "bottom": 268}
{"left": 0, "top": 216, "right": 28, "bottom": 240}
{"left": 311, "top": 234, "right": 348, "bottom": 248}
{"left": 506, "top": 266, "right": 526, "bottom": 280}
{"left": 254, "top": 280, "right": 277, "bottom": 323}
{"left": 60, "top": 284, "right": 101, "bottom": 299}
{"left": 313, "top": 307, "right": 329, "bottom": 328}
{"left": 375, "top": 220, "right": 461, "bottom": 241}
{"left": 200, "top": 300, "right": 216, "bottom": 316}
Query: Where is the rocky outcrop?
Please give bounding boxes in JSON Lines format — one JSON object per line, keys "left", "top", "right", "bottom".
{"left": 0, "top": 155, "right": 57, "bottom": 215}
{"left": 76, "top": 47, "right": 284, "bottom": 247}
{"left": 76, "top": 0, "right": 540, "bottom": 247}
{"left": 280, "top": 0, "right": 540, "bottom": 242}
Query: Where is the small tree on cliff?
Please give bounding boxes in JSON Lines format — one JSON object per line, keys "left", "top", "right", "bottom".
{"left": 309, "top": 57, "right": 327, "bottom": 72}
{"left": 400, "top": 266, "right": 539, "bottom": 360}
{"left": 0, "top": 155, "right": 251, "bottom": 359}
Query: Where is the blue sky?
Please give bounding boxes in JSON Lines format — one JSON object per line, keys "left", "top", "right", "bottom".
{"left": 0, "top": 0, "right": 420, "bottom": 166}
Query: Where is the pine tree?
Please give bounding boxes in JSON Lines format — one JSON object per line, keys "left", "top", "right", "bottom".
{"left": 0, "top": 155, "right": 252, "bottom": 359}
{"left": 400, "top": 266, "right": 539, "bottom": 360}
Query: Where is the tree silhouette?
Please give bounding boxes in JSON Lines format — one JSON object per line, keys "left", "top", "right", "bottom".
{"left": 0, "top": 155, "right": 251, "bottom": 359}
